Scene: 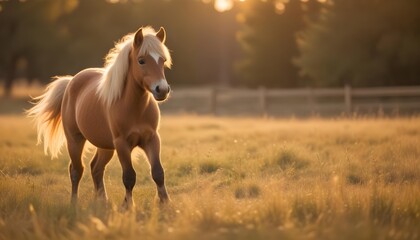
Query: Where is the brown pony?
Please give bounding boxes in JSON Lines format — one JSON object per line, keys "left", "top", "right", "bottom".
{"left": 27, "top": 26, "right": 172, "bottom": 207}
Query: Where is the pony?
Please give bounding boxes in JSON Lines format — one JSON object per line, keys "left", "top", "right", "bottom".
{"left": 27, "top": 26, "right": 172, "bottom": 207}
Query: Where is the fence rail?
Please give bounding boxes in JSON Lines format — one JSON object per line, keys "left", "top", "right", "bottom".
{"left": 161, "top": 85, "right": 420, "bottom": 117}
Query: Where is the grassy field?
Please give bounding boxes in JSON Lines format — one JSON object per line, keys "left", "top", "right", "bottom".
{"left": 0, "top": 114, "right": 419, "bottom": 240}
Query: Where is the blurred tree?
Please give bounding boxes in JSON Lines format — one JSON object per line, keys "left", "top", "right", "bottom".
{"left": 59, "top": 0, "right": 133, "bottom": 74}
{"left": 1, "top": 0, "right": 240, "bottom": 93}
{"left": 0, "top": 0, "right": 77, "bottom": 96}
{"left": 295, "top": 0, "right": 420, "bottom": 87}
{"left": 236, "top": 0, "right": 321, "bottom": 88}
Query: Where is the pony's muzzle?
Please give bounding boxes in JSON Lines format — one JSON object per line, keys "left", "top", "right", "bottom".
{"left": 154, "top": 85, "right": 171, "bottom": 94}
{"left": 151, "top": 81, "right": 170, "bottom": 101}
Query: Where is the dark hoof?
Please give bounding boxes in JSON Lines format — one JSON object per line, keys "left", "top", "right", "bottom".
{"left": 70, "top": 196, "right": 78, "bottom": 205}
{"left": 120, "top": 198, "right": 135, "bottom": 211}
{"left": 94, "top": 194, "right": 109, "bottom": 203}
{"left": 158, "top": 196, "right": 171, "bottom": 205}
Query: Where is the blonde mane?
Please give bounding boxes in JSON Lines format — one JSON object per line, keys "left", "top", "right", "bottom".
{"left": 97, "top": 26, "right": 172, "bottom": 108}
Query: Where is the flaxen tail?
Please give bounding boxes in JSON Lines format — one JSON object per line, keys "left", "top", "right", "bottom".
{"left": 26, "top": 76, "right": 72, "bottom": 158}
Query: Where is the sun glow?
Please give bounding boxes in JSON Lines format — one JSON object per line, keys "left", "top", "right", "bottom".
{"left": 274, "top": 0, "right": 285, "bottom": 15}
{"left": 214, "top": 0, "right": 234, "bottom": 12}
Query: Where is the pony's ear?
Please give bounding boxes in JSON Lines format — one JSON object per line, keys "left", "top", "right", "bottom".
{"left": 133, "top": 27, "right": 143, "bottom": 48}
{"left": 156, "top": 27, "right": 166, "bottom": 43}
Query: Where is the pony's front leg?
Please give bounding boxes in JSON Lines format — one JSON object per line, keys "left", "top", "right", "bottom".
{"left": 141, "top": 133, "right": 170, "bottom": 204}
{"left": 114, "top": 138, "right": 136, "bottom": 208}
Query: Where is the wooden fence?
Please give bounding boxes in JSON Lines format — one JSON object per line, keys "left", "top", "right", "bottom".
{"left": 160, "top": 85, "right": 420, "bottom": 117}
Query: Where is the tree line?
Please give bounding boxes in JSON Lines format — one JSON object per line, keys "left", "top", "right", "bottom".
{"left": 1, "top": 0, "right": 419, "bottom": 96}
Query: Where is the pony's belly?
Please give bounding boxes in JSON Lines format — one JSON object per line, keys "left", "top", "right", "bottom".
{"left": 75, "top": 89, "right": 114, "bottom": 150}
{"left": 77, "top": 112, "right": 114, "bottom": 149}
{"left": 82, "top": 129, "right": 114, "bottom": 149}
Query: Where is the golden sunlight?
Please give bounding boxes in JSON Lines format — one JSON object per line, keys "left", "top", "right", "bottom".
{"left": 274, "top": 0, "right": 286, "bottom": 14}
{"left": 214, "top": 0, "right": 234, "bottom": 12}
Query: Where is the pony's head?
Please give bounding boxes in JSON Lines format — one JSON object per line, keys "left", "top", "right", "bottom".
{"left": 131, "top": 27, "right": 172, "bottom": 101}
{"left": 97, "top": 26, "right": 172, "bottom": 107}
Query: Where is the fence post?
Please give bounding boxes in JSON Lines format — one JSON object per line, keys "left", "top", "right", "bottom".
{"left": 344, "top": 84, "right": 352, "bottom": 115}
{"left": 259, "top": 86, "right": 267, "bottom": 117}
{"left": 210, "top": 87, "right": 218, "bottom": 115}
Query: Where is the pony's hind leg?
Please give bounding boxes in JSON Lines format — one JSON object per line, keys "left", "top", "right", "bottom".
{"left": 67, "top": 135, "right": 86, "bottom": 204}
{"left": 90, "top": 148, "right": 114, "bottom": 199}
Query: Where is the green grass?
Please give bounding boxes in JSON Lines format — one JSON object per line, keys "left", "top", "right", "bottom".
{"left": 0, "top": 115, "right": 419, "bottom": 240}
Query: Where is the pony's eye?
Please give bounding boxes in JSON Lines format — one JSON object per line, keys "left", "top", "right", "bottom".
{"left": 138, "top": 58, "right": 145, "bottom": 65}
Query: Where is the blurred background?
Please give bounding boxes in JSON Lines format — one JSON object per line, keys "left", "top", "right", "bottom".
{"left": 1, "top": 0, "right": 420, "bottom": 117}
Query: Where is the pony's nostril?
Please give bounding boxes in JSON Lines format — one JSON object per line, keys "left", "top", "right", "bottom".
{"left": 155, "top": 85, "right": 160, "bottom": 93}
{"left": 167, "top": 85, "right": 171, "bottom": 93}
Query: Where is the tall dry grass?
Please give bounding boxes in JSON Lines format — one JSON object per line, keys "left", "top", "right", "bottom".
{"left": 0, "top": 115, "right": 419, "bottom": 240}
